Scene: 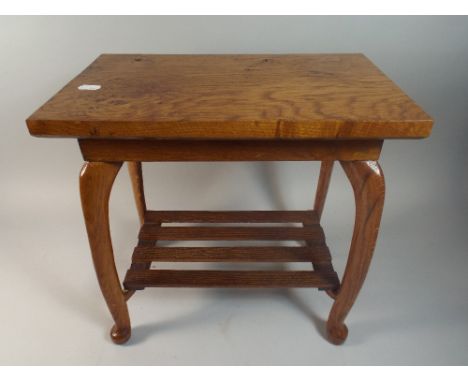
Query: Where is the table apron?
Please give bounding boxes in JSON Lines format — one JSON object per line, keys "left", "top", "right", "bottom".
{"left": 78, "top": 139, "right": 383, "bottom": 162}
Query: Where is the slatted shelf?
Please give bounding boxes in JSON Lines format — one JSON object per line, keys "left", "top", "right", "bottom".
{"left": 123, "top": 210, "right": 340, "bottom": 292}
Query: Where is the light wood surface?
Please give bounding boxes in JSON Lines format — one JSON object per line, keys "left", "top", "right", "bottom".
{"left": 27, "top": 54, "right": 432, "bottom": 139}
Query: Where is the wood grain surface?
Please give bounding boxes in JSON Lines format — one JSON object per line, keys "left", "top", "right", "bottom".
{"left": 314, "top": 161, "right": 334, "bottom": 220}
{"left": 131, "top": 246, "right": 332, "bottom": 263}
{"left": 27, "top": 54, "right": 433, "bottom": 139}
{"left": 127, "top": 161, "right": 146, "bottom": 226}
{"left": 144, "top": 209, "right": 318, "bottom": 224}
{"left": 123, "top": 270, "right": 339, "bottom": 289}
{"left": 138, "top": 225, "right": 325, "bottom": 242}
{"left": 78, "top": 138, "right": 383, "bottom": 161}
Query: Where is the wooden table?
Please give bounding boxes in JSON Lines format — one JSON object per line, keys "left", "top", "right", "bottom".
{"left": 27, "top": 54, "right": 433, "bottom": 345}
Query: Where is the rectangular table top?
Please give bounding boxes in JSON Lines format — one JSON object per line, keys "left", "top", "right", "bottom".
{"left": 26, "top": 54, "right": 433, "bottom": 140}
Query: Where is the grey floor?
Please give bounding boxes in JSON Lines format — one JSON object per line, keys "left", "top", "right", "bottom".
{"left": 1, "top": 156, "right": 467, "bottom": 365}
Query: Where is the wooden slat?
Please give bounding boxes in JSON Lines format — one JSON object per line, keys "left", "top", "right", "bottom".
{"left": 145, "top": 210, "right": 318, "bottom": 224}
{"left": 132, "top": 246, "right": 331, "bottom": 263}
{"left": 123, "top": 270, "right": 339, "bottom": 289}
{"left": 139, "top": 225, "right": 325, "bottom": 242}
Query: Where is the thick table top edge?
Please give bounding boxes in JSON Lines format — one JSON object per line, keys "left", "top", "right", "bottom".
{"left": 26, "top": 117, "right": 433, "bottom": 140}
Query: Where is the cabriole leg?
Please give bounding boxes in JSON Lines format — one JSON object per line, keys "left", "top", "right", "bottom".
{"left": 327, "top": 160, "right": 385, "bottom": 345}
{"left": 80, "top": 161, "right": 131, "bottom": 344}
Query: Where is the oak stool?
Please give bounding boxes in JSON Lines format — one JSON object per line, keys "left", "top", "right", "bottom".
{"left": 26, "top": 54, "right": 433, "bottom": 345}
